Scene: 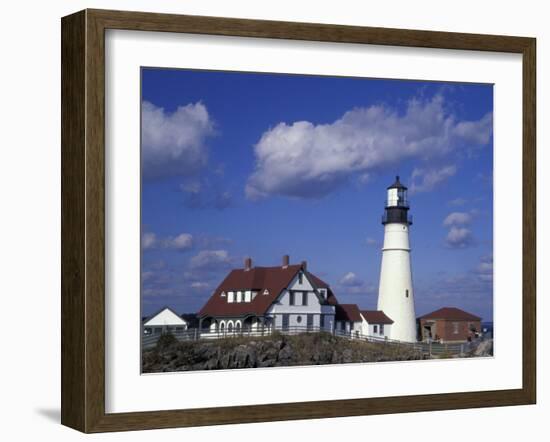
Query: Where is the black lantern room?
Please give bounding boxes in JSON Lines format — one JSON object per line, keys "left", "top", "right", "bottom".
{"left": 382, "top": 176, "right": 412, "bottom": 225}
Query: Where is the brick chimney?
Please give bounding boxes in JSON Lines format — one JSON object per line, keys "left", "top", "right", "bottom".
{"left": 282, "top": 254, "right": 290, "bottom": 268}
{"left": 301, "top": 260, "right": 307, "bottom": 271}
{"left": 244, "top": 257, "right": 252, "bottom": 271}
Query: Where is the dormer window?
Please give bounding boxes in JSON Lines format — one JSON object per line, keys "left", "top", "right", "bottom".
{"left": 221, "top": 291, "right": 226, "bottom": 297}
{"left": 227, "top": 291, "right": 234, "bottom": 303}
{"left": 289, "top": 291, "right": 296, "bottom": 306}
{"left": 263, "top": 289, "right": 269, "bottom": 295}
{"left": 236, "top": 291, "right": 242, "bottom": 303}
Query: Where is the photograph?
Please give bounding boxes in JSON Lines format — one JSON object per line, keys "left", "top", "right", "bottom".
{"left": 140, "top": 68, "right": 494, "bottom": 373}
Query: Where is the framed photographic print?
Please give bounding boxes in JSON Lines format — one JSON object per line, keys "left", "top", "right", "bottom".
{"left": 61, "top": 9, "right": 536, "bottom": 433}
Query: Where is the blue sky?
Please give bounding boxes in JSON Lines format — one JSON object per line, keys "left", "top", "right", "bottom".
{"left": 141, "top": 68, "right": 494, "bottom": 321}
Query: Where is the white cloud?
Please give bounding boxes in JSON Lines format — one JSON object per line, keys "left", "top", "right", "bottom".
{"left": 141, "top": 271, "right": 154, "bottom": 282}
{"left": 170, "top": 233, "right": 193, "bottom": 250}
{"left": 245, "top": 95, "right": 492, "bottom": 199}
{"left": 409, "top": 165, "right": 457, "bottom": 194}
{"left": 365, "top": 237, "right": 379, "bottom": 248}
{"left": 442, "top": 210, "right": 478, "bottom": 248}
{"left": 448, "top": 197, "right": 467, "bottom": 206}
{"left": 191, "top": 281, "right": 211, "bottom": 290}
{"left": 339, "top": 272, "right": 364, "bottom": 287}
{"left": 142, "top": 231, "right": 194, "bottom": 251}
{"left": 453, "top": 112, "right": 493, "bottom": 145}
{"left": 142, "top": 287, "right": 178, "bottom": 298}
{"left": 476, "top": 255, "right": 493, "bottom": 282}
{"left": 141, "top": 101, "right": 214, "bottom": 179}
{"left": 443, "top": 211, "right": 472, "bottom": 226}
{"left": 180, "top": 180, "right": 201, "bottom": 194}
{"left": 445, "top": 226, "right": 475, "bottom": 248}
{"left": 190, "top": 250, "right": 232, "bottom": 271}
{"left": 142, "top": 232, "right": 157, "bottom": 250}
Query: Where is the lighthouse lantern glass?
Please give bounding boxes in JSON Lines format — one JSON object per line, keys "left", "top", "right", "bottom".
{"left": 387, "top": 188, "right": 408, "bottom": 207}
{"left": 397, "top": 188, "right": 407, "bottom": 206}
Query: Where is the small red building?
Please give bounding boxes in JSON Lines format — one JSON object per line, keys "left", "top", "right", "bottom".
{"left": 418, "top": 307, "right": 482, "bottom": 343}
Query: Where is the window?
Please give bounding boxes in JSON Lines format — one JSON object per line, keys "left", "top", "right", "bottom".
{"left": 282, "top": 314, "right": 289, "bottom": 331}
{"left": 405, "top": 289, "right": 409, "bottom": 298}
{"left": 296, "top": 315, "right": 302, "bottom": 324}
{"left": 221, "top": 291, "right": 226, "bottom": 297}
{"left": 453, "top": 322, "right": 459, "bottom": 334}
{"left": 228, "top": 291, "right": 234, "bottom": 303}
{"left": 298, "top": 272, "right": 303, "bottom": 284}
{"left": 227, "top": 322, "right": 233, "bottom": 333}
{"left": 236, "top": 291, "right": 242, "bottom": 303}
{"left": 320, "top": 314, "right": 325, "bottom": 328}
{"left": 307, "top": 314, "right": 314, "bottom": 331}
{"left": 263, "top": 289, "right": 269, "bottom": 295}
{"left": 373, "top": 325, "right": 378, "bottom": 334}
{"left": 289, "top": 291, "right": 295, "bottom": 305}
{"left": 380, "top": 324, "right": 384, "bottom": 335}
{"left": 302, "top": 292, "right": 308, "bottom": 306}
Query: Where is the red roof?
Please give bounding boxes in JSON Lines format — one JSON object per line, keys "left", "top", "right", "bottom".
{"left": 307, "top": 272, "right": 329, "bottom": 288}
{"left": 418, "top": 307, "right": 481, "bottom": 321}
{"left": 325, "top": 289, "right": 339, "bottom": 306}
{"left": 308, "top": 272, "right": 340, "bottom": 306}
{"left": 198, "top": 264, "right": 333, "bottom": 318}
{"left": 361, "top": 310, "right": 394, "bottom": 324}
{"left": 335, "top": 304, "right": 363, "bottom": 322}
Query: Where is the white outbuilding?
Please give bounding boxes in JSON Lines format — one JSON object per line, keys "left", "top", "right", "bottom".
{"left": 143, "top": 306, "right": 188, "bottom": 336}
{"left": 360, "top": 310, "right": 394, "bottom": 339}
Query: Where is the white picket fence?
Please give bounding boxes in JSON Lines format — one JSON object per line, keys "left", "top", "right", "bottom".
{"left": 142, "top": 325, "right": 470, "bottom": 357}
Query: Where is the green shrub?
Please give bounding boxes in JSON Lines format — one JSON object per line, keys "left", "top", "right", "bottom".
{"left": 156, "top": 332, "right": 178, "bottom": 351}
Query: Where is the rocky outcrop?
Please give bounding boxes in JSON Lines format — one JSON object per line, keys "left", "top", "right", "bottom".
{"left": 468, "top": 339, "right": 494, "bottom": 357}
{"left": 142, "top": 332, "right": 426, "bottom": 373}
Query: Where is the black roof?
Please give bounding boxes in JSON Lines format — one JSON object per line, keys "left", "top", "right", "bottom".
{"left": 181, "top": 313, "right": 199, "bottom": 328}
{"left": 387, "top": 175, "right": 408, "bottom": 190}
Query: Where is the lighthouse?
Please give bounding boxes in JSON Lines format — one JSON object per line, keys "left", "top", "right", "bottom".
{"left": 377, "top": 176, "right": 417, "bottom": 342}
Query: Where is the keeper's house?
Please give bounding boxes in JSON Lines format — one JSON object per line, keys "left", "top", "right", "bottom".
{"left": 198, "top": 256, "right": 338, "bottom": 335}
{"left": 197, "top": 255, "right": 397, "bottom": 340}
{"left": 418, "top": 307, "right": 482, "bottom": 343}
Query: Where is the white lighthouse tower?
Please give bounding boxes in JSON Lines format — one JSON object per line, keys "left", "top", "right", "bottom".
{"left": 377, "top": 176, "right": 417, "bottom": 342}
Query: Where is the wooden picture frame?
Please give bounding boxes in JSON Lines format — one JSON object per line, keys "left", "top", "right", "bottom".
{"left": 61, "top": 8, "right": 536, "bottom": 433}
